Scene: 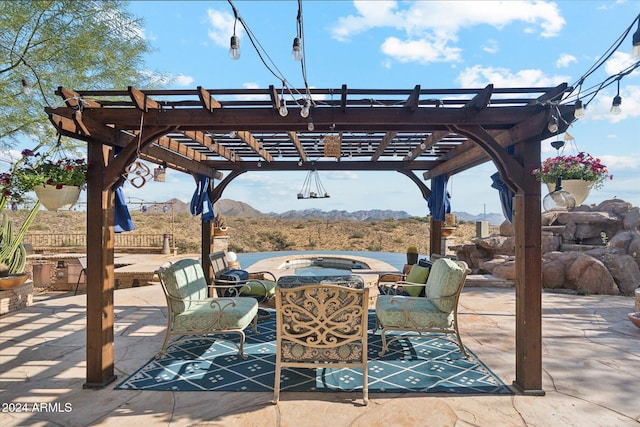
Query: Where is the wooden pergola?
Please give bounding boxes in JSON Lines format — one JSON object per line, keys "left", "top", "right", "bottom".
{"left": 45, "top": 83, "right": 577, "bottom": 394}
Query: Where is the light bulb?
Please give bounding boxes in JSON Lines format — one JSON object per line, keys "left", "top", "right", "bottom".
{"left": 229, "top": 35, "right": 240, "bottom": 60}
{"left": 300, "top": 99, "right": 310, "bottom": 118}
{"left": 229, "top": 130, "right": 237, "bottom": 138}
{"left": 21, "top": 77, "right": 33, "bottom": 96}
{"left": 279, "top": 99, "right": 288, "bottom": 117}
{"left": 547, "top": 116, "right": 558, "bottom": 133}
{"left": 610, "top": 95, "right": 622, "bottom": 114}
{"left": 292, "top": 37, "right": 302, "bottom": 61}
{"left": 632, "top": 21, "right": 640, "bottom": 58}
{"left": 307, "top": 117, "right": 314, "bottom": 131}
{"left": 574, "top": 100, "right": 584, "bottom": 118}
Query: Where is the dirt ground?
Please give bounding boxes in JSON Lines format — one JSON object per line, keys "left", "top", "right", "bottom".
{"left": 12, "top": 209, "right": 481, "bottom": 255}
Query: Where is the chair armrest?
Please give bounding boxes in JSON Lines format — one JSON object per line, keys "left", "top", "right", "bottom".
{"left": 249, "top": 270, "right": 277, "bottom": 281}
{"left": 211, "top": 281, "right": 252, "bottom": 297}
{"left": 377, "top": 272, "right": 405, "bottom": 285}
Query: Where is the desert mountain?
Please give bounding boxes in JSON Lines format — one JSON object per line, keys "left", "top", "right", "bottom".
{"left": 143, "top": 199, "right": 504, "bottom": 225}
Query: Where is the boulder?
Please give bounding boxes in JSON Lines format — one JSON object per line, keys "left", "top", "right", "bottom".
{"left": 602, "top": 254, "right": 640, "bottom": 295}
{"left": 542, "top": 259, "right": 566, "bottom": 289}
{"left": 492, "top": 259, "right": 516, "bottom": 281}
{"left": 499, "top": 220, "right": 514, "bottom": 237}
{"left": 566, "top": 253, "right": 618, "bottom": 295}
{"left": 623, "top": 207, "right": 640, "bottom": 230}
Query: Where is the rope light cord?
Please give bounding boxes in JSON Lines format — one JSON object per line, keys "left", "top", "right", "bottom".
{"left": 227, "top": 0, "right": 310, "bottom": 103}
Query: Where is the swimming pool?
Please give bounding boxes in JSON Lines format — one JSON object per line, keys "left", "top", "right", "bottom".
{"left": 238, "top": 251, "right": 405, "bottom": 282}
{"left": 277, "top": 256, "right": 370, "bottom": 276}
{"left": 237, "top": 250, "right": 407, "bottom": 272}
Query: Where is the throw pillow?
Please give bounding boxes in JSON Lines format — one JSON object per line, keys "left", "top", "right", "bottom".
{"left": 403, "top": 264, "right": 430, "bottom": 297}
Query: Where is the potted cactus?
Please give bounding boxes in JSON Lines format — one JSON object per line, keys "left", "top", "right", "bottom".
{"left": 406, "top": 246, "right": 419, "bottom": 265}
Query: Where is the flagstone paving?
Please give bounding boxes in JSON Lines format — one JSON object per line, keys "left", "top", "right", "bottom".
{"left": 1, "top": 283, "right": 639, "bottom": 426}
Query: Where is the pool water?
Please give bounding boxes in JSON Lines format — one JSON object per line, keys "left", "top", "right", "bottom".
{"left": 236, "top": 250, "right": 410, "bottom": 272}
{"left": 293, "top": 266, "right": 352, "bottom": 276}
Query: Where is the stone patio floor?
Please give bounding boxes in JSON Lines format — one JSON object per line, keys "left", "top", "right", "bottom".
{"left": 1, "top": 281, "right": 639, "bottom": 426}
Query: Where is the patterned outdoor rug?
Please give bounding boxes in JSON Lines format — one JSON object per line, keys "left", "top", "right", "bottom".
{"left": 116, "top": 312, "right": 512, "bottom": 394}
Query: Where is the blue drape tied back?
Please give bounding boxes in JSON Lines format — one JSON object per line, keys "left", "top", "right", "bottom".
{"left": 427, "top": 174, "right": 450, "bottom": 221}
{"left": 490, "top": 146, "right": 516, "bottom": 223}
{"left": 114, "top": 186, "right": 135, "bottom": 233}
{"left": 491, "top": 172, "right": 514, "bottom": 223}
{"left": 190, "top": 174, "right": 215, "bottom": 223}
{"left": 113, "top": 146, "right": 134, "bottom": 233}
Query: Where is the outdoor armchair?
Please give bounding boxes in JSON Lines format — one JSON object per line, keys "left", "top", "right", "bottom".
{"left": 375, "top": 258, "right": 469, "bottom": 357}
{"left": 208, "top": 251, "right": 277, "bottom": 304}
{"left": 156, "top": 258, "right": 258, "bottom": 359}
{"left": 273, "top": 283, "right": 369, "bottom": 406}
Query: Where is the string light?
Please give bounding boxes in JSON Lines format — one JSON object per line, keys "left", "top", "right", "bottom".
{"left": 610, "top": 80, "right": 622, "bottom": 114}
{"left": 573, "top": 99, "right": 584, "bottom": 118}
{"left": 632, "top": 18, "right": 640, "bottom": 58}
{"left": 307, "top": 117, "right": 314, "bottom": 131}
{"left": 292, "top": 37, "right": 302, "bottom": 61}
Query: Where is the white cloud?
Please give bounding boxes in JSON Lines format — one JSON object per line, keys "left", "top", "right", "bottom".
{"left": 600, "top": 154, "right": 640, "bottom": 170}
{"left": 207, "top": 9, "right": 240, "bottom": 48}
{"left": 456, "top": 65, "right": 569, "bottom": 87}
{"left": 580, "top": 84, "right": 640, "bottom": 123}
{"left": 482, "top": 39, "right": 499, "bottom": 54}
{"left": 381, "top": 37, "right": 462, "bottom": 63}
{"left": 556, "top": 53, "right": 577, "bottom": 68}
{"left": 330, "top": 1, "right": 565, "bottom": 64}
{"left": 174, "top": 74, "right": 194, "bottom": 87}
{"left": 604, "top": 51, "right": 639, "bottom": 76}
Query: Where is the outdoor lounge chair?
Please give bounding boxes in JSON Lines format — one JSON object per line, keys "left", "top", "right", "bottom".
{"left": 375, "top": 258, "right": 469, "bottom": 357}
{"left": 208, "top": 251, "right": 278, "bottom": 312}
{"left": 273, "top": 282, "right": 369, "bottom": 406}
{"left": 156, "top": 258, "right": 258, "bottom": 359}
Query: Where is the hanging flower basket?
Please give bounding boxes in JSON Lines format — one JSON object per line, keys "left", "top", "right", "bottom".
{"left": 545, "top": 179, "right": 594, "bottom": 206}
{"left": 33, "top": 185, "right": 81, "bottom": 211}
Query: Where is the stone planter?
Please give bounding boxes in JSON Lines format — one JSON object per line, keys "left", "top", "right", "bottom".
{"left": 214, "top": 226, "right": 229, "bottom": 237}
{"left": 34, "top": 185, "right": 81, "bottom": 211}
{"left": 0, "top": 273, "right": 29, "bottom": 290}
{"left": 545, "top": 179, "right": 594, "bottom": 206}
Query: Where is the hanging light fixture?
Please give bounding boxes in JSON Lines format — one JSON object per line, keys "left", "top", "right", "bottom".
{"left": 610, "top": 80, "right": 622, "bottom": 114}
{"left": 543, "top": 177, "right": 576, "bottom": 212}
{"left": 300, "top": 98, "right": 311, "bottom": 118}
{"left": 292, "top": 0, "right": 303, "bottom": 61}
{"left": 547, "top": 112, "right": 559, "bottom": 133}
{"left": 632, "top": 18, "right": 640, "bottom": 58}
{"left": 307, "top": 117, "right": 314, "bottom": 131}
{"left": 292, "top": 37, "right": 302, "bottom": 61}
{"left": 21, "top": 77, "right": 33, "bottom": 96}
{"left": 574, "top": 99, "right": 584, "bottom": 118}
{"left": 297, "top": 170, "right": 330, "bottom": 199}
{"left": 229, "top": 5, "right": 240, "bottom": 60}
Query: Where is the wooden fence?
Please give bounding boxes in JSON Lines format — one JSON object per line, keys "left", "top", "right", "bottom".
{"left": 24, "top": 233, "right": 173, "bottom": 253}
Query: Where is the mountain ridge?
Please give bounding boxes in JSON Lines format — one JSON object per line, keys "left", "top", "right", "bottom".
{"left": 145, "top": 198, "right": 504, "bottom": 225}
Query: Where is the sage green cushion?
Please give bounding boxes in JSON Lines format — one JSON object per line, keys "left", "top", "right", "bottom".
{"left": 375, "top": 295, "right": 454, "bottom": 328}
{"left": 173, "top": 297, "right": 258, "bottom": 331}
{"left": 162, "top": 258, "right": 209, "bottom": 313}
{"left": 403, "top": 265, "right": 430, "bottom": 296}
{"left": 240, "top": 279, "right": 277, "bottom": 298}
{"left": 424, "top": 258, "right": 466, "bottom": 312}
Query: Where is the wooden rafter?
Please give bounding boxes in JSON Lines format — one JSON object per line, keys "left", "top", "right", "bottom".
{"left": 371, "top": 132, "right": 397, "bottom": 161}
{"left": 181, "top": 130, "right": 240, "bottom": 162}
{"left": 197, "top": 86, "right": 222, "bottom": 112}
{"left": 404, "top": 85, "right": 421, "bottom": 112}
{"left": 236, "top": 130, "right": 274, "bottom": 162}
{"left": 287, "top": 131, "right": 307, "bottom": 162}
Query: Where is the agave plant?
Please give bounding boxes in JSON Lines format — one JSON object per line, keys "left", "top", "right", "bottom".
{"left": 0, "top": 199, "right": 40, "bottom": 276}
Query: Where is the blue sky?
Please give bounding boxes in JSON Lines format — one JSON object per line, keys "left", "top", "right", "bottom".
{"left": 12, "top": 1, "right": 640, "bottom": 217}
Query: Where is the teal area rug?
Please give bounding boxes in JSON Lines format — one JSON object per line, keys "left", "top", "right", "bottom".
{"left": 116, "top": 311, "right": 512, "bottom": 394}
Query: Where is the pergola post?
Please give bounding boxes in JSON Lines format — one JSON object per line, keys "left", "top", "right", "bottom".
{"left": 430, "top": 220, "right": 442, "bottom": 256}
{"left": 84, "top": 142, "right": 117, "bottom": 388}
{"left": 512, "top": 137, "right": 544, "bottom": 395}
